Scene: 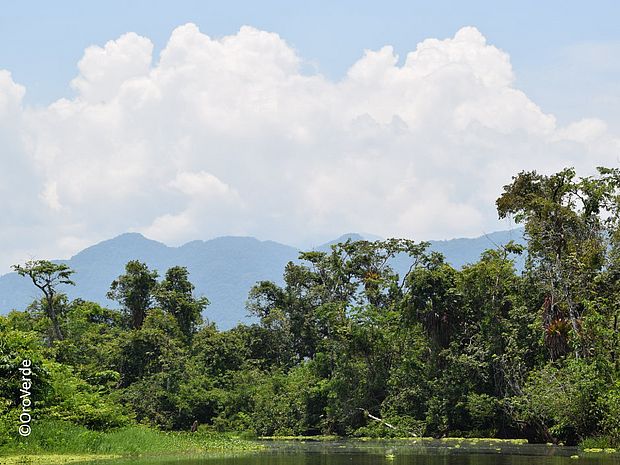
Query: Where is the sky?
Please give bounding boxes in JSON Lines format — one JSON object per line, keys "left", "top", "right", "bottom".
{"left": 1, "top": 1, "right": 620, "bottom": 272}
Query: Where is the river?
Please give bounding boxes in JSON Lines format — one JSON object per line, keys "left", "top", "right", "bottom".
{"left": 77, "top": 440, "right": 620, "bottom": 465}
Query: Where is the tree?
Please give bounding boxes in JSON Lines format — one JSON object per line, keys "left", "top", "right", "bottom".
{"left": 13, "top": 260, "right": 75, "bottom": 341}
{"left": 496, "top": 168, "right": 614, "bottom": 358}
{"left": 107, "top": 260, "right": 158, "bottom": 329}
{"left": 155, "top": 266, "right": 208, "bottom": 340}
{"left": 247, "top": 239, "right": 431, "bottom": 433}
{"left": 405, "top": 253, "right": 461, "bottom": 350}
{"left": 117, "top": 308, "right": 189, "bottom": 428}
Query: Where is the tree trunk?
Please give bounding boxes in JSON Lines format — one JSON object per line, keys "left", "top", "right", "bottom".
{"left": 358, "top": 408, "right": 417, "bottom": 437}
{"left": 45, "top": 293, "right": 64, "bottom": 341}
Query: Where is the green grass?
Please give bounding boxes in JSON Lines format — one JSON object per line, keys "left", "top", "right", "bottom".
{"left": 0, "top": 420, "right": 262, "bottom": 458}
{"left": 580, "top": 436, "right": 620, "bottom": 450}
{"left": 0, "top": 454, "right": 119, "bottom": 464}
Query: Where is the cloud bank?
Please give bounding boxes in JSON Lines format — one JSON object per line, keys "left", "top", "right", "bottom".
{"left": 1, "top": 24, "right": 619, "bottom": 271}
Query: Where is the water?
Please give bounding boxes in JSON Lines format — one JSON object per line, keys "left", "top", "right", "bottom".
{"left": 78, "top": 440, "right": 620, "bottom": 465}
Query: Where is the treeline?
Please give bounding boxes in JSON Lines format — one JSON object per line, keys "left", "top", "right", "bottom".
{"left": 2, "top": 167, "right": 620, "bottom": 446}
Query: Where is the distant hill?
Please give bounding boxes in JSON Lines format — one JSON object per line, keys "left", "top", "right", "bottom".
{"left": 0, "top": 229, "right": 524, "bottom": 329}
{"left": 316, "top": 229, "right": 526, "bottom": 276}
{"left": 428, "top": 228, "right": 526, "bottom": 270}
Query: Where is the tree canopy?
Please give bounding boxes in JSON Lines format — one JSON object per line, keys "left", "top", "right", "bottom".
{"left": 4, "top": 166, "right": 620, "bottom": 447}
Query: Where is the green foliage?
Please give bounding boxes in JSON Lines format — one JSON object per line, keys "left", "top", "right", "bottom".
{"left": 43, "top": 362, "right": 130, "bottom": 429}
{"left": 155, "top": 266, "right": 208, "bottom": 340}
{"left": 3, "top": 165, "right": 620, "bottom": 448}
{"left": 511, "top": 359, "right": 605, "bottom": 443}
{"left": 0, "top": 326, "right": 52, "bottom": 411}
{"left": 465, "top": 393, "right": 502, "bottom": 436}
{"left": 52, "top": 300, "right": 124, "bottom": 384}
{"left": 597, "top": 382, "right": 620, "bottom": 446}
{"left": 497, "top": 168, "right": 618, "bottom": 359}
{"left": 0, "top": 419, "right": 260, "bottom": 455}
{"left": 107, "top": 260, "right": 158, "bottom": 329}
{"left": 12, "top": 260, "right": 75, "bottom": 341}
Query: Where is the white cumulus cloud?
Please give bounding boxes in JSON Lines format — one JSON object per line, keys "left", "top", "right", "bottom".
{"left": 1, "top": 24, "right": 619, "bottom": 272}
{"left": 71, "top": 32, "right": 154, "bottom": 103}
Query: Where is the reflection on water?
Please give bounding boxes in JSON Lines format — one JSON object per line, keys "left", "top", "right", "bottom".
{"left": 77, "top": 440, "right": 620, "bottom": 465}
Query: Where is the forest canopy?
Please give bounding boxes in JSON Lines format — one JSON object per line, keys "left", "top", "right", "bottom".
{"left": 2, "top": 166, "right": 620, "bottom": 447}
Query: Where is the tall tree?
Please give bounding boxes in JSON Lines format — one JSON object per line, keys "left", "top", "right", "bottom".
{"left": 13, "top": 260, "right": 75, "bottom": 341}
{"left": 155, "top": 266, "right": 208, "bottom": 340}
{"left": 107, "top": 260, "right": 158, "bottom": 329}
{"left": 496, "top": 168, "right": 612, "bottom": 357}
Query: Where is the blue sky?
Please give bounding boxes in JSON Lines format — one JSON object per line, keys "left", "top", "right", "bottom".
{"left": 1, "top": 1, "right": 619, "bottom": 271}
{"left": 3, "top": 0, "right": 620, "bottom": 126}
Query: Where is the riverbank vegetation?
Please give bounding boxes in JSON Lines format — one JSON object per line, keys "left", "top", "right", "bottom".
{"left": 0, "top": 420, "right": 260, "bottom": 458}
{"left": 2, "top": 167, "right": 620, "bottom": 451}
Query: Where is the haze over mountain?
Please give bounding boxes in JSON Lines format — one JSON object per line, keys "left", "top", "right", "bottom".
{"left": 0, "top": 229, "right": 524, "bottom": 329}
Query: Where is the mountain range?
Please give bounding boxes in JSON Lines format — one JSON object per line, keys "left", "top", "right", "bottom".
{"left": 0, "top": 229, "right": 524, "bottom": 329}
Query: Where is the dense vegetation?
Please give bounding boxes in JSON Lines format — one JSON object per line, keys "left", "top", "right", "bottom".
{"left": 2, "top": 167, "right": 620, "bottom": 451}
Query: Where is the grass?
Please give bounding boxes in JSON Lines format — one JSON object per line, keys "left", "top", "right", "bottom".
{"left": 580, "top": 436, "right": 620, "bottom": 451}
{"left": 0, "top": 454, "right": 119, "bottom": 464}
{"left": 0, "top": 420, "right": 262, "bottom": 462}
